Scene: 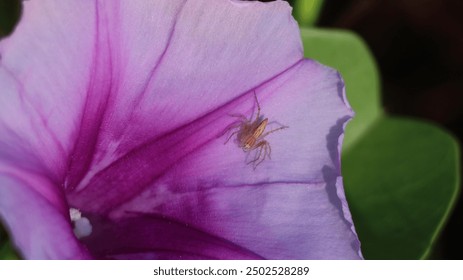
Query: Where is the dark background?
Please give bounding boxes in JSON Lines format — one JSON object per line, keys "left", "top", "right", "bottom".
{"left": 1, "top": 0, "right": 462, "bottom": 259}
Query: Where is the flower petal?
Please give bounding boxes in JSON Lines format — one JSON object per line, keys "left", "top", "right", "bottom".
{"left": 63, "top": 0, "right": 304, "bottom": 211}
{"left": 91, "top": 0, "right": 303, "bottom": 154}
{"left": 82, "top": 179, "right": 359, "bottom": 259}
{"left": 0, "top": 0, "right": 360, "bottom": 260}
{"left": 82, "top": 214, "right": 263, "bottom": 260}
{"left": 96, "top": 61, "right": 360, "bottom": 259}
{"left": 0, "top": 1, "right": 97, "bottom": 179}
{"left": 0, "top": 173, "right": 90, "bottom": 259}
{"left": 149, "top": 60, "right": 353, "bottom": 185}
{"left": 82, "top": 60, "right": 353, "bottom": 207}
{"left": 166, "top": 179, "right": 359, "bottom": 259}
{"left": 0, "top": 1, "right": 97, "bottom": 258}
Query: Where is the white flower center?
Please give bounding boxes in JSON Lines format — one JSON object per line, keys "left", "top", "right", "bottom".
{"left": 69, "top": 208, "right": 92, "bottom": 239}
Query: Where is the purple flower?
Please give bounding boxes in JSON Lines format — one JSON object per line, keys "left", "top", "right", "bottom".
{"left": 0, "top": 0, "right": 361, "bottom": 259}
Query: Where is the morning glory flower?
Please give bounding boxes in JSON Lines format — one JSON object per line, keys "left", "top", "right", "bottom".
{"left": 0, "top": 0, "right": 361, "bottom": 259}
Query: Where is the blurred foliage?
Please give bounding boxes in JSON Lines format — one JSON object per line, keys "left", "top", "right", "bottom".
{"left": 343, "top": 117, "right": 459, "bottom": 259}
{"left": 0, "top": 242, "right": 20, "bottom": 260}
{"left": 0, "top": 224, "right": 19, "bottom": 259}
{"left": 293, "top": 0, "right": 324, "bottom": 26}
{"left": 0, "top": 0, "right": 22, "bottom": 39}
{"left": 302, "top": 28, "right": 460, "bottom": 259}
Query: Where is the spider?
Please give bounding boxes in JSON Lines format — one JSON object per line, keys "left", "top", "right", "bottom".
{"left": 224, "top": 91, "right": 288, "bottom": 169}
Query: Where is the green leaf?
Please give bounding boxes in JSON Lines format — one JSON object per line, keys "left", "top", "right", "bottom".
{"left": 343, "top": 118, "right": 460, "bottom": 259}
{"left": 0, "top": 241, "right": 20, "bottom": 260}
{"left": 0, "top": 224, "right": 19, "bottom": 260}
{"left": 301, "top": 28, "right": 460, "bottom": 259}
{"left": 293, "top": 0, "right": 325, "bottom": 26}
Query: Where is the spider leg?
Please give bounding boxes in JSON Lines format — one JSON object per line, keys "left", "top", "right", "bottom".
{"left": 219, "top": 120, "right": 240, "bottom": 139}
{"left": 252, "top": 91, "right": 261, "bottom": 123}
{"left": 246, "top": 142, "right": 263, "bottom": 165}
{"left": 228, "top": 113, "right": 248, "bottom": 122}
{"left": 260, "top": 125, "right": 289, "bottom": 138}
{"left": 224, "top": 129, "right": 239, "bottom": 144}
{"left": 222, "top": 112, "right": 252, "bottom": 138}
{"left": 267, "top": 141, "right": 272, "bottom": 160}
{"left": 254, "top": 141, "right": 270, "bottom": 168}
{"left": 247, "top": 141, "right": 270, "bottom": 169}
{"left": 247, "top": 143, "right": 263, "bottom": 164}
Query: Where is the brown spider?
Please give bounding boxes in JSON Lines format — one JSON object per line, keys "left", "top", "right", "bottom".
{"left": 224, "top": 92, "right": 288, "bottom": 169}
